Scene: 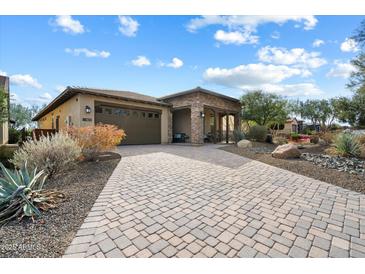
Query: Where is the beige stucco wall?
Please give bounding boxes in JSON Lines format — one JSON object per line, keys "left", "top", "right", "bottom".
{"left": 38, "top": 94, "right": 81, "bottom": 129}
{"left": 77, "top": 94, "right": 171, "bottom": 144}
{"left": 173, "top": 108, "right": 191, "bottom": 136}
{"left": 38, "top": 93, "right": 171, "bottom": 144}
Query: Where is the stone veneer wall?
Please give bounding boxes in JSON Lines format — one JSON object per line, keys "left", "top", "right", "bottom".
{"left": 163, "top": 92, "right": 241, "bottom": 144}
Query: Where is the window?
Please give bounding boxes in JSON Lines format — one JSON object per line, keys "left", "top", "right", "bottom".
{"left": 123, "top": 110, "right": 130, "bottom": 116}
{"left": 104, "top": 107, "right": 112, "bottom": 115}
{"left": 67, "top": 115, "right": 72, "bottom": 126}
{"left": 133, "top": 111, "right": 138, "bottom": 118}
{"left": 114, "top": 108, "right": 123, "bottom": 115}
{"left": 141, "top": 112, "right": 146, "bottom": 118}
{"left": 148, "top": 113, "right": 153, "bottom": 118}
{"left": 154, "top": 113, "right": 160, "bottom": 119}
{"left": 95, "top": 106, "right": 102, "bottom": 113}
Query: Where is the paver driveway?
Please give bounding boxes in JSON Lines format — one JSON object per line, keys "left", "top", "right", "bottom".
{"left": 64, "top": 145, "right": 365, "bottom": 258}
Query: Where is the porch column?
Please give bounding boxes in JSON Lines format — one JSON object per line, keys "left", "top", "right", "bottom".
{"left": 234, "top": 112, "right": 241, "bottom": 131}
{"left": 167, "top": 109, "right": 173, "bottom": 143}
{"left": 190, "top": 104, "right": 204, "bottom": 144}
{"left": 212, "top": 109, "right": 217, "bottom": 143}
{"left": 225, "top": 113, "right": 229, "bottom": 144}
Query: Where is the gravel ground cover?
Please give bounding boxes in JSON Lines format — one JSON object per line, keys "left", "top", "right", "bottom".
{"left": 0, "top": 152, "right": 120, "bottom": 258}
{"left": 221, "top": 142, "right": 365, "bottom": 194}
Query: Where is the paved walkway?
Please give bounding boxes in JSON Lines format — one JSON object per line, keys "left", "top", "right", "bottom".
{"left": 64, "top": 145, "right": 365, "bottom": 258}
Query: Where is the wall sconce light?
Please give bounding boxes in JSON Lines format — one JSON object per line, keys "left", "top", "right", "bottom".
{"left": 85, "top": 105, "right": 91, "bottom": 114}
{"left": 200, "top": 112, "right": 205, "bottom": 118}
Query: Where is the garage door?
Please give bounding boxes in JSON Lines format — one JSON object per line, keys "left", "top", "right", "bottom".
{"left": 95, "top": 104, "right": 161, "bottom": 145}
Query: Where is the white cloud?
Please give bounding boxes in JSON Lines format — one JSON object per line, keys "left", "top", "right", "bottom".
{"left": 312, "top": 39, "right": 325, "bottom": 47}
{"left": 258, "top": 83, "right": 323, "bottom": 96}
{"left": 65, "top": 48, "right": 111, "bottom": 58}
{"left": 56, "top": 85, "right": 66, "bottom": 93}
{"left": 39, "top": 92, "right": 52, "bottom": 101}
{"left": 166, "top": 57, "right": 184, "bottom": 69}
{"left": 11, "top": 92, "right": 53, "bottom": 106}
{"left": 118, "top": 16, "right": 139, "bottom": 37}
{"left": 187, "top": 16, "right": 317, "bottom": 45}
{"left": 53, "top": 15, "right": 85, "bottom": 34}
{"left": 131, "top": 56, "right": 151, "bottom": 67}
{"left": 340, "top": 38, "right": 359, "bottom": 52}
{"left": 10, "top": 74, "right": 42, "bottom": 89}
{"left": 271, "top": 31, "right": 280, "bottom": 39}
{"left": 203, "top": 63, "right": 302, "bottom": 87}
{"left": 203, "top": 63, "right": 323, "bottom": 97}
{"left": 326, "top": 61, "right": 356, "bottom": 78}
{"left": 257, "top": 46, "right": 327, "bottom": 69}
{"left": 214, "top": 30, "right": 258, "bottom": 45}
{"left": 0, "top": 70, "right": 7, "bottom": 76}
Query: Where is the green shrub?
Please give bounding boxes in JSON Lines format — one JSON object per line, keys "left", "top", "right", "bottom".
{"left": 310, "top": 135, "right": 319, "bottom": 144}
{"left": 8, "top": 128, "right": 21, "bottom": 144}
{"left": 291, "top": 132, "right": 300, "bottom": 141}
{"left": 302, "top": 128, "right": 313, "bottom": 135}
{"left": 247, "top": 125, "right": 268, "bottom": 142}
{"left": 334, "top": 133, "right": 361, "bottom": 157}
{"left": 11, "top": 132, "right": 81, "bottom": 177}
{"left": 0, "top": 162, "right": 64, "bottom": 225}
{"left": 232, "top": 129, "right": 245, "bottom": 143}
{"left": 273, "top": 136, "right": 288, "bottom": 145}
{"left": 0, "top": 145, "right": 18, "bottom": 168}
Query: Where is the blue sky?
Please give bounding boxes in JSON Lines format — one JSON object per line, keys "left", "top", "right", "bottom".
{"left": 0, "top": 15, "right": 364, "bottom": 106}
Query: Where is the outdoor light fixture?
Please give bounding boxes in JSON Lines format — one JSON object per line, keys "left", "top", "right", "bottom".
{"left": 200, "top": 112, "right": 205, "bottom": 118}
{"left": 85, "top": 105, "right": 91, "bottom": 114}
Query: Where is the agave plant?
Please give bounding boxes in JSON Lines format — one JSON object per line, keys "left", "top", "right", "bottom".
{"left": 0, "top": 162, "right": 65, "bottom": 225}
{"left": 335, "top": 133, "right": 361, "bottom": 157}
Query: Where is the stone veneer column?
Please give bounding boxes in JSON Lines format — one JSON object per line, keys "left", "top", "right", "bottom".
{"left": 190, "top": 104, "right": 204, "bottom": 144}
{"left": 234, "top": 112, "right": 241, "bottom": 131}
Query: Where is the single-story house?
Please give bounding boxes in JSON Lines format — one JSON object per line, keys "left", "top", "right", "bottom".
{"left": 0, "top": 75, "right": 9, "bottom": 144}
{"left": 33, "top": 86, "right": 241, "bottom": 145}
{"left": 276, "top": 118, "right": 303, "bottom": 135}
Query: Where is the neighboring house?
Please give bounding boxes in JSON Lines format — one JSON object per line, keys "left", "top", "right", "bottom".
{"left": 33, "top": 86, "right": 241, "bottom": 145}
{"left": 0, "top": 75, "right": 9, "bottom": 144}
{"left": 276, "top": 118, "right": 304, "bottom": 135}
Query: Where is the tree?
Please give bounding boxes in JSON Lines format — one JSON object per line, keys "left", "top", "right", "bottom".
{"left": 10, "top": 103, "right": 42, "bottom": 129}
{"left": 290, "top": 99, "right": 339, "bottom": 131}
{"left": 0, "top": 87, "right": 9, "bottom": 123}
{"left": 345, "top": 19, "right": 365, "bottom": 127}
{"left": 333, "top": 94, "right": 365, "bottom": 128}
{"left": 240, "top": 90, "right": 289, "bottom": 128}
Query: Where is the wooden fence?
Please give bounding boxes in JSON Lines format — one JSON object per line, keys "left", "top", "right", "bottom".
{"left": 32, "top": 129, "right": 57, "bottom": 141}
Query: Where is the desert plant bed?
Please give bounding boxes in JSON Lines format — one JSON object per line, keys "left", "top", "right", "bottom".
{"left": 0, "top": 152, "right": 120, "bottom": 258}
{"left": 221, "top": 142, "right": 365, "bottom": 194}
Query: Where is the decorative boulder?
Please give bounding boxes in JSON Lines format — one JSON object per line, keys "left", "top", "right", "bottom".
{"left": 237, "top": 139, "right": 252, "bottom": 148}
{"left": 272, "top": 144, "right": 301, "bottom": 159}
{"left": 318, "top": 138, "right": 327, "bottom": 146}
{"left": 360, "top": 146, "right": 365, "bottom": 159}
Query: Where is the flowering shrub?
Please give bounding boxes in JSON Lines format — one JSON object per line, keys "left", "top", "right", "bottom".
{"left": 67, "top": 124, "right": 126, "bottom": 160}
{"left": 11, "top": 132, "right": 81, "bottom": 177}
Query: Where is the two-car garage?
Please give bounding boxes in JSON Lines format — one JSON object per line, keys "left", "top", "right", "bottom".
{"left": 33, "top": 87, "right": 171, "bottom": 145}
{"left": 94, "top": 102, "right": 162, "bottom": 145}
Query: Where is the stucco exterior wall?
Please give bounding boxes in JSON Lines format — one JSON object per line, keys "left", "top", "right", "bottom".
{"left": 38, "top": 94, "right": 81, "bottom": 129}
{"left": 76, "top": 94, "right": 171, "bottom": 144}
{"left": 173, "top": 108, "right": 191, "bottom": 136}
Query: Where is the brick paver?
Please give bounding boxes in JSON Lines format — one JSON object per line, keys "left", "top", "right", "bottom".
{"left": 64, "top": 144, "right": 365, "bottom": 258}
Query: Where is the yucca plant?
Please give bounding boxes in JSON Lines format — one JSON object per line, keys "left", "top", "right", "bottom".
{"left": 0, "top": 162, "right": 65, "bottom": 225}
{"left": 334, "top": 133, "right": 361, "bottom": 157}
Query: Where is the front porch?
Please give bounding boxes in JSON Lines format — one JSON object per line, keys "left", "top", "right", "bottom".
{"left": 172, "top": 106, "right": 240, "bottom": 144}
